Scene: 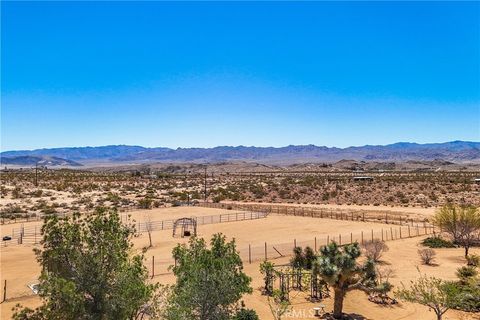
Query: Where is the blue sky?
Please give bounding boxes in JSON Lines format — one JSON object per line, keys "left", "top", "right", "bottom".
{"left": 2, "top": 1, "right": 479, "bottom": 151}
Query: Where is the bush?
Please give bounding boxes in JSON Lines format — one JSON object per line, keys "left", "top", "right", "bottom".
{"left": 232, "top": 308, "right": 259, "bottom": 320}
{"left": 137, "top": 198, "right": 152, "bottom": 209}
{"left": 446, "top": 280, "right": 480, "bottom": 312}
{"left": 466, "top": 254, "right": 480, "bottom": 267}
{"left": 418, "top": 248, "right": 436, "bottom": 265}
{"left": 363, "top": 239, "right": 389, "bottom": 262}
{"left": 456, "top": 266, "right": 478, "bottom": 284}
{"left": 421, "top": 236, "right": 455, "bottom": 248}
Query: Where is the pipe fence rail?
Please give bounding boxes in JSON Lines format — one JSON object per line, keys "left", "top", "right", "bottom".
{"left": 1, "top": 210, "right": 268, "bottom": 247}
{"left": 147, "top": 222, "right": 436, "bottom": 277}
{"left": 199, "top": 202, "right": 433, "bottom": 227}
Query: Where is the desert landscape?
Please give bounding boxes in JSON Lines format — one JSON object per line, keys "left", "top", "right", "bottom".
{"left": 3, "top": 1, "right": 480, "bottom": 319}
{"left": 1, "top": 167, "right": 480, "bottom": 319}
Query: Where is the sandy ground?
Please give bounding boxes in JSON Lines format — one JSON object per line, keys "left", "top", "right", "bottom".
{"left": 224, "top": 201, "right": 437, "bottom": 218}
{"left": 0, "top": 206, "right": 477, "bottom": 320}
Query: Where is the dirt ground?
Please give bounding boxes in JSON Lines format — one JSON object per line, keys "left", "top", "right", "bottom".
{"left": 0, "top": 206, "right": 478, "bottom": 320}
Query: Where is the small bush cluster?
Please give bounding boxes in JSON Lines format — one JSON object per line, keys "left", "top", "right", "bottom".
{"left": 418, "top": 248, "right": 436, "bottom": 265}
{"left": 421, "top": 236, "right": 455, "bottom": 248}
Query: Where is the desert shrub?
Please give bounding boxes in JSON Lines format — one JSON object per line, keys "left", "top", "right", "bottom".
{"left": 363, "top": 239, "right": 389, "bottom": 262}
{"left": 421, "top": 236, "right": 455, "bottom": 248}
{"left": 456, "top": 266, "right": 478, "bottom": 284}
{"left": 232, "top": 308, "right": 259, "bottom": 320}
{"left": 418, "top": 248, "right": 436, "bottom": 265}
{"left": 137, "top": 198, "right": 152, "bottom": 209}
{"left": 466, "top": 254, "right": 480, "bottom": 267}
{"left": 446, "top": 280, "right": 480, "bottom": 312}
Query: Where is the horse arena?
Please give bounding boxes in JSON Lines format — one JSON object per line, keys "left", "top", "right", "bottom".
{"left": 1, "top": 205, "right": 478, "bottom": 320}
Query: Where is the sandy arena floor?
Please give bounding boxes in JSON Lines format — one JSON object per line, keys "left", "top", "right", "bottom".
{"left": 0, "top": 206, "right": 477, "bottom": 320}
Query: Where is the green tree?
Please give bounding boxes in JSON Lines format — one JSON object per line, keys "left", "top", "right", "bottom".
{"left": 12, "top": 207, "right": 160, "bottom": 320}
{"left": 165, "top": 233, "right": 252, "bottom": 320}
{"left": 313, "top": 242, "right": 385, "bottom": 319}
{"left": 268, "top": 290, "right": 291, "bottom": 320}
{"left": 232, "top": 308, "right": 259, "bottom": 320}
{"left": 259, "top": 261, "right": 276, "bottom": 295}
{"left": 395, "top": 274, "right": 458, "bottom": 320}
{"left": 433, "top": 204, "right": 480, "bottom": 257}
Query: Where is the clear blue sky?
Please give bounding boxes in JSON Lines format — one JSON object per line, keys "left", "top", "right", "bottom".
{"left": 2, "top": 1, "right": 479, "bottom": 151}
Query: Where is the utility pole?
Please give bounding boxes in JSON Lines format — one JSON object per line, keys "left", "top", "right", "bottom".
{"left": 204, "top": 166, "right": 207, "bottom": 202}
{"left": 35, "top": 162, "right": 38, "bottom": 187}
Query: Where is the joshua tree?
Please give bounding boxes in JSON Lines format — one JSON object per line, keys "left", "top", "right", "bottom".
{"left": 313, "top": 242, "right": 388, "bottom": 319}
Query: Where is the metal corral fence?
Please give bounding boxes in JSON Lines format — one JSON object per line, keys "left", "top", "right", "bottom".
{"left": 1, "top": 221, "right": 437, "bottom": 302}
{"left": 147, "top": 222, "right": 436, "bottom": 276}
{"left": 200, "top": 202, "right": 433, "bottom": 227}
{"left": 1, "top": 211, "right": 268, "bottom": 247}
{"left": 136, "top": 211, "right": 268, "bottom": 233}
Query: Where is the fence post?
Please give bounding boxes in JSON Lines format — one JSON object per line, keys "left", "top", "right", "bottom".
{"left": 400, "top": 226, "right": 402, "bottom": 239}
{"left": 362, "top": 212, "right": 365, "bottom": 222}
{"left": 151, "top": 256, "right": 155, "bottom": 279}
{"left": 371, "top": 229, "right": 374, "bottom": 242}
{"left": 249, "top": 244, "right": 252, "bottom": 264}
{"left": 339, "top": 234, "right": 342, "bottom": 245}
{"left": 361, "top": 232, "right": 364, "bottom": 245}
{"left": 264, "top": 242, "right": 267, "bottom": 260}
{"left": 327, "top": 235, "right": 329, "bottom": 245}
{"left": 2, "top": 280, "right": 6, "bottom": 302}
{"left": 390, "top": 227, "right": 393, "bottom": 240}
{"left": 294, "top": 239, "right": 296, "bottom": 248}
{"left": 315, "top": 237, "right": 317, "bottom": 252}
{"left": 350, "top": 232, "right": 353, "bottom": 244}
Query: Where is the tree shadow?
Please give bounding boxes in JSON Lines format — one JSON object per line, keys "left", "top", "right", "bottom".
{"left": 319, "top": 312, "right": 371, "bottom": 320}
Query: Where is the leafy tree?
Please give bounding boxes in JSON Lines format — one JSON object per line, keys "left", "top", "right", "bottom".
{"left": 165, "top": 233, "right": 252, "bottom": 320}
{"left": 260, "top": 261, "right": 276, "bottom": 295}
{"left": 433, "top": 204, "right": 480, "bottom": 257}
{"left": 232, "top": 308, "right": 259, "bottom": 320}
{"left": 395, "top": 274, "right": 458, "bottom": 320}
{"left": 313, "top": 242, "right": 386, "bottom": 319}
{"left": 290, "top": 246, "right": 316, "bottom": 270}
{"left": 12, "top": 207, "right": 160, "bottom": 320}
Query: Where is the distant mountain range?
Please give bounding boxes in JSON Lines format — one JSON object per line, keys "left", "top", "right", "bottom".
{"left": 1, "top": 141, "right": 479, "bottom": 167}
{"left": 0, "top": 155, "right": 83, "bottom": 167}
